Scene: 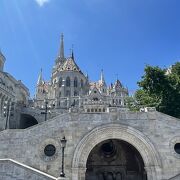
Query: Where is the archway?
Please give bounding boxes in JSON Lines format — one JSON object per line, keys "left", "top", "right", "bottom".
{"left": 86, "top": 139, "right": 147, "bottom": 180}
{"left": 19, "top": 114, "right": 38, "bottom": 129}
{"left": 72, "top": 124, "right": 162, "bottom": 180}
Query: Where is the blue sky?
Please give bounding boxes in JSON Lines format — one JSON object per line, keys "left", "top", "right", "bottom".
{"left": 0, "top": 0, "right": 180, "bottom": 97}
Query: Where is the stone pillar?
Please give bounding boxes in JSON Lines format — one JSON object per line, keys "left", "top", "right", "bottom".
{"left": 72, "top": 167, "right": 86, "bottom": 180}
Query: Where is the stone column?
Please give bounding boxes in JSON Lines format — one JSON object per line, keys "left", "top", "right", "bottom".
{"left": 145, "top": 166, "right": 161, "bottom": 180}
{"left": 72, "top": 167, "right": 86, "bottom": 180}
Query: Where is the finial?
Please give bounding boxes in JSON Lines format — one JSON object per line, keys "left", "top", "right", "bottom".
{"left": 37, "top": 68, "right": 43, "bottom": 85}
{"left": 59, "top": 33, "right": 64, "bottom": 58}
{"left": 86, "top": 72, "right": 89, "bottom": 80}
{"left": 61, "top": 33, "right": 64, "bottom": 40}
{"left": 71, "top": 44, "right": 74, "bottom": 60}
{"left": 115, "top": 73, "right": 119, "bottom": 80}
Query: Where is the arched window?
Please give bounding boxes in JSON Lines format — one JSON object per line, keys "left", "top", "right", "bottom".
{"left": 66, "top": 90, "right": 70, "bottom": 97}
{"left": 74, "top": 77, "right": 78, "bottom": 87}
{"left": 74, "top": 91, "right": 79, "bottom": 96}
{"left": 59, "top": 78, "right": 62, "bottom": 87}
{"left": 81, "top": 79, "right": 84, "bottom": 88}
{"left": 66, "top": 77, "right": 70, "bottom": 87}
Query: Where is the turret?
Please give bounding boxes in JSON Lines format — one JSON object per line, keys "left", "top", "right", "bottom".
{"left": 99, "top": 69, "right": 107, "bottom": 94}
{"left": 37, "top": 68, "right": 43, "bottom": 85}
{"left": 56, "top": 33, "right": 66, "bottom": 65}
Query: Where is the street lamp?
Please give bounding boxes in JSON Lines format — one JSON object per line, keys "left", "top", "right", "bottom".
{"left": 60, "top": 136, "right": 67, "bottom": 177}
{"left": 41, "top": 99, "right": 48, "bottom": 121}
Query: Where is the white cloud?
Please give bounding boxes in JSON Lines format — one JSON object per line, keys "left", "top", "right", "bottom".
{"left": 35, "top": 0, "right": 50, "bottom": 7}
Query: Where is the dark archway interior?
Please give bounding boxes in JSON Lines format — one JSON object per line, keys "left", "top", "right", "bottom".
{"left": 86, "top": 139, "right": 147, "bottom": 180}
{"left": 19, "top": 114, "right": 38, "bottom": 129}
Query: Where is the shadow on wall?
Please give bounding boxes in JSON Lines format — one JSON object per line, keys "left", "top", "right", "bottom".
{"left": 19, "top": 114, "right": 38, "bottom": 129}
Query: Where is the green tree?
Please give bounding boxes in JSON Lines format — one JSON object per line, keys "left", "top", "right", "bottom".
{"left": 135, "top": 62, "right": 180, "bottom": 118}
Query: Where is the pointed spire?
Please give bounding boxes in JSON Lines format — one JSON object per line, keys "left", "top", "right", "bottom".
{"left": 100, "top": 69, "right": 105, "bottom": 83}
{"left": 37, "top": 68, "right": 43, "bottom": 85}
{"left": 71, "top": 49, "right": 74, "bottom": 60}
{"left": 59, "top": 33, "right": 64, "bottom": 58}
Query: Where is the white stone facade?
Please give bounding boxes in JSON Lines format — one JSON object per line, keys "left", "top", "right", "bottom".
{"left": 0, "top": 51, "right": 29, "bottom": 130}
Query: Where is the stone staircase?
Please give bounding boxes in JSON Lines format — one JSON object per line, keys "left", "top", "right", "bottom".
{"left": 168, "top": 173, "right": 180, "bottom": 180}
{"left": 0, "top": 159, "right": 64, "bottom": 180}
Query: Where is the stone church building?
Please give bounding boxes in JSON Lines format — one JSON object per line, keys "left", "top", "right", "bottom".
{"left": 0, "top": 35, "right": 180, "bottom": 180}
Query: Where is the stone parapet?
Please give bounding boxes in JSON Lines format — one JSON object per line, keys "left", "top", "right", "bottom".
{"left": 0, "top": 159, "right": 58, "bottom": 180}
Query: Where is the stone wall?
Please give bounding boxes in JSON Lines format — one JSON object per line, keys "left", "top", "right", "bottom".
{"left": 0, "top": 111, "right": 179, "bottom": 180}
{"left": 0, "top": 159, "right": 58, "bottom": 180}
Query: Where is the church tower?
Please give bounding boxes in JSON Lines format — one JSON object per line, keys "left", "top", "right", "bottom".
{"left": 0, "top": 50, "right": 5, "bottom": 72}
{"left": 55, "top": 33, "right": 66, "bottom": 65}
{"left": 98, "top": 69, "right": 107, "bottom": 94}
{"left": 35, "top": 69, "right": 47, "bottom": 107}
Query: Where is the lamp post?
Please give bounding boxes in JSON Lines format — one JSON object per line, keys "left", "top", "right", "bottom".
{"left": 60, "top": 136, "right": 67, "bottom": 177}
{"left": 41, "top": 99, "right": 48, "bottom": 121}
{"left": 3, "top": 101, "right": 11, "bottom": 130}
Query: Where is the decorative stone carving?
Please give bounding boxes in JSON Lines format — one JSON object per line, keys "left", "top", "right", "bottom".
{"left": 39, "top": 138, "right": 59, "bottom": 162}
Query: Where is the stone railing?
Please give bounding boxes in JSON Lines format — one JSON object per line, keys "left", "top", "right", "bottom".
{"left": 0, "top": 159, "right": 68, "bottom": 180}
{"left": 168, "top": 173, "right": 180, "bottom": 180}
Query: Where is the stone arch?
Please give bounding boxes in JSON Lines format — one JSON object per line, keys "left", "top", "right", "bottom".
{"left": 19, "top": 113, "right": 38, "bottom": 129}
{"left": 72, "top": 123, "right": 162, "bottom": 180}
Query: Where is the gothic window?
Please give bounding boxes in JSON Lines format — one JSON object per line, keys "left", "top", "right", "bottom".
{"left": 59, "top": 78, "right": 62, "bottom": 87}
{"left": 74, "top": 91, "right": 78, "bottom": 96}
{"left": 66, "top": 90, "right": 70, "bottom": 97}
{"left": 74, "top": 77, "right": 78, "bottom": 87}
{"left": 113, "top": 99, "right": 115, "bottom": 104}
{"left": 81, "top": 79, "right": 84, "bottom": 88}
{"left": 66, "top": 77, "right": 70, "bottom": 87}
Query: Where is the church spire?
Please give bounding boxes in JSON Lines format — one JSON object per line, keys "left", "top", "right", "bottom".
{"left": 71, "top": 48, "right": 74, "bottom": 60}
{"left": 37, "top": 68, "right": 43, "bottom": 85}
{"left": 100, "top": 69, "right": 105, "bottom": 83}
{"left": 59, "top": 33, "right": 64, "bottom": 58}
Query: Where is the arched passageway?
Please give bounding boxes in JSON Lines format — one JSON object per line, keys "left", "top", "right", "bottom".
{"left": 86, "top": 139, "right": 147, "bottom": 180}
{"left": 19, "top": 114, "right": 38, "bottom": 129}
{"left": 72, "top": 124, "right": 162, "bottom": 180}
